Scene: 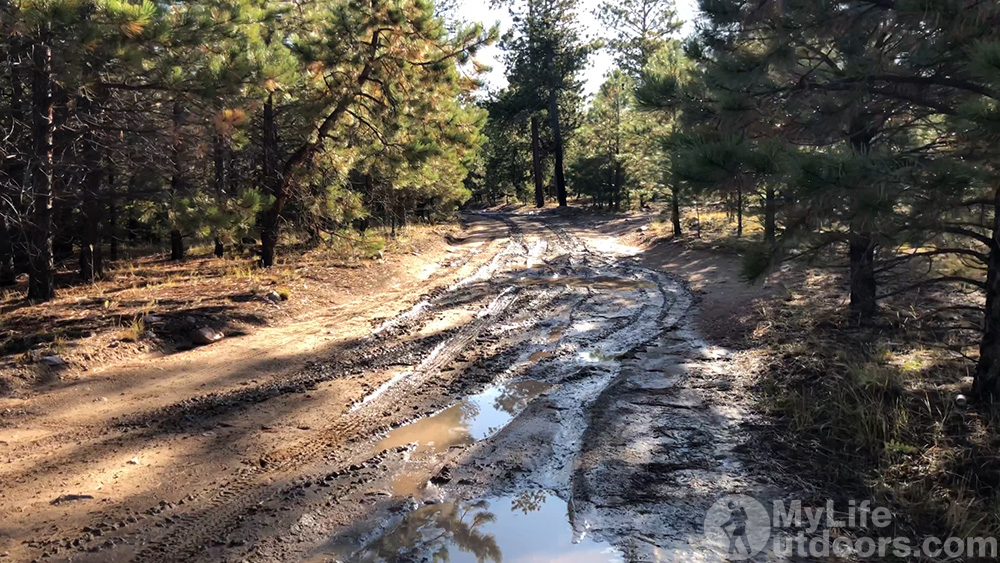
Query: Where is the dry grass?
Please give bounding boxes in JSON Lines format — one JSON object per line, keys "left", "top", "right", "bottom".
{"left": 747, "top": 280, "right": 1000, "bottom": 541}
{"left": 118, "top": 316, "right": 146, "bottom": 343}
{"left": 654, "top": 204, "right": 1000, "bottom": 541}
{"left": 646, "top": 202, "right": 766, "bottom": 256}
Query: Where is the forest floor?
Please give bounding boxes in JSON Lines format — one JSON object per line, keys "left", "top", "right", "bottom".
{"left": 1, "top": 209, "right": 994, "bottom": 562}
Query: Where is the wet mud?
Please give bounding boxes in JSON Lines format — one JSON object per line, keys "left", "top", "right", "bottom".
{"left": 30, "top": 213, "right": 789, "bottom": 563}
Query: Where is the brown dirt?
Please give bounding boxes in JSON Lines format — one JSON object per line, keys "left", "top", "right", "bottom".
{"left": 0, "top": 220, "right": 508, "bottom": 562}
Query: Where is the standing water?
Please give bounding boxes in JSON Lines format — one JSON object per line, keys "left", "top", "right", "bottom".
{"left": 338, "top": 492, "right": 624, "bottom": 562}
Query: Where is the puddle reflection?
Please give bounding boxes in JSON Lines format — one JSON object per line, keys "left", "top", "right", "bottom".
{"left": 350, "top": 492, "right": 624, "bottom": 562}
{"left": 378, "top": 380, "right": 553, "bottom": 455}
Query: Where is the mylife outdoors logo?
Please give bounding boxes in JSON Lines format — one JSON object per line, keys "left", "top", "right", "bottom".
{"left": 702, "top": 496, "right": 999, "bottom": 560}
{"left": 703, "top": 495, "right": 771, "bottom": 560}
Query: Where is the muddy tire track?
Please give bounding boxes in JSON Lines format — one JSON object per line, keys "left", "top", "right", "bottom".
{"left": 48, "top": 215, "right": 564, "bottom": 562}
{"left": 40, "top": 213, "right": 699, "bottom": 563}
{"left": 278, "top": 215, "right": 696, "bottom": 563}
{"left": 122, "top": 291, "right": 567, "bottom": 563}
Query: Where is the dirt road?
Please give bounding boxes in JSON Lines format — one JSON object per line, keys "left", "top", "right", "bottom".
{"left": 1, "top": 212, "right": 779, "bottom": 562}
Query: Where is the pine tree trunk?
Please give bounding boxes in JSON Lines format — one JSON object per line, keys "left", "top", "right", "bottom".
{"left": 764, "top": 184, "right": 776, "bottom": 243}
{"left": 531, "top": 114, "right": 544, "bottom": 208}
{"left": 973, "top": 185, "right": 1000, "bottom": 400}
{"left": 671, "top": 187, "right": 682, "bottom": 237}
{"left": 548, "top": 88, "right": 568, "bottom": 207}
{"left": 613, "top": 164, "right": 623, "bottom": 212}
{"left": 79, "top": 185, "right": 104, "bottom": 281}
{"left": 107, "top": 170, "right": 118, "bottom": 262}
{"left": 170, "top": 230, "right": 184, "bottom": 260}
{"left": 27, "top": 39, "right": 54, "bottom": 301}
{"left": 108, "top": 201, "right": 118, "bottom": 262}
{"left": 848, "top": 231, "right": 877, "bottom": 319}
{"left": 2, "top": 40, "right": 24, "bottom": 287}
{"left": 79, "top": 99, "right": 104, "bottom": 282}
{"left": 169, "top": 100, "right": 185, "bottom": 261}
{"left": 736, "top": 182, "right": 744, "bottom": 237}
{"left": 0, "top": 216, "right": 15, "bottom": 286}
{"left": 260, "top": 93, "right": 282, "bottom": 268}
{"left": 847, "top": 119, "right": 877, "bottom": 320}
{"left": 212, "top": 130, "right": 226, "bottom": 258}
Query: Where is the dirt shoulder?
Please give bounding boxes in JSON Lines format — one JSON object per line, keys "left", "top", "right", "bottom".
{"left": 0, "top": 218, "right": 509, "bottom": 562}
{"left": 0, "top": 224, "right": 471, "bottom": 393}
{"left": 638, "top": 237, "right": 781, "bottom": 347}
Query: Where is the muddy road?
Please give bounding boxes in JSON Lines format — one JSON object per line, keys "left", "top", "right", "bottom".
{"left": 2, "top": 213, "right": 778, "bottom": 562}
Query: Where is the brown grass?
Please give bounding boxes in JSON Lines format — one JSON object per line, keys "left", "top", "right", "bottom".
{"left": 646, "top": 203, "right": 1000, "bottom": 542}
{"left": 744, "top": 273, "right": 1000, "bottom": 541}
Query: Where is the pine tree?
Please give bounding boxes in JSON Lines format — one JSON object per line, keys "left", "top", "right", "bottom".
{"left": 634, "top": 41, "right": 697, "bottom": 235}
{"left": 595, "top": 0, "right": 681, "bottom": 78}
{"left": 689, "top": 0, "right": 1000, "bottom": 396}
{"left": 255, "top": 0, "right": 493, "bottom": 266}
{"left": 500, "top": 0, "right": 593, "bottom": 207}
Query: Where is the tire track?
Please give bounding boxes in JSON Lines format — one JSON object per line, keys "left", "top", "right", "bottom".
{"left": 87, "top": 215, "right": 558, "bottom": 562}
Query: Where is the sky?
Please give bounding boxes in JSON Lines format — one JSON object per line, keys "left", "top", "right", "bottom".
{"left": 453, "top": 0, "right": 700, "bottom": 98}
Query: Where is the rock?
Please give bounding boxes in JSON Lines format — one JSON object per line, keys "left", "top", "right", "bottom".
{"left": 192, "top": 327, "right": 224, "bottom": 345}
{"left": 639, "top": 225, "right": 649, "bottom": 232}
{"left": 50, "top": 494, "right": 94, "bottom": 505}
{"left": 127, "top": 457, "right": 139, "bottom": 465}
{"left": 142, "top": 315, "right": 162, "bottom": 324}
{"left": 39, "top": 355, "right": 66, "bottom": 368}
{"left": 264, "top": 290, "right": 281, "bottom": 303}
{"left": 430, "top": 466, "right": 452, "bottom": 485}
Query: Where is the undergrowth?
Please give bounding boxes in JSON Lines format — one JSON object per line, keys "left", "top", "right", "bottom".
{"left": 750, "top": 289, "right": 1000, "bottom": 543}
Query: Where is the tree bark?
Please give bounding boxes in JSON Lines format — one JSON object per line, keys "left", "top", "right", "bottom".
{"left": 170, "top": 230, "right": 184, "bottom": 261}
{"left": 847, "top": 118, "right": 877, "bottom": 320}
{"left": 671, "top": 187, "right": 682, "bottom": 237}
{"left": 260, "top": 92, "right": 281, "bottom": 267}
{"left": 79, "top": 96, "right": 104, "bottom": 282}
{"left": 764, "top": 184, "right": 776, "bottom": 243}
{"left": 531, "top": 114, "right": 544, "bottom": 208}
{"left": 0, "top": 216, "right": 15, "bottom": 286}
{"left": 848, "top": 230, "right": 877, "bottom": 319}
{"left": 169, "top": 100, "right": 185, "bottom": 261}
{"left": 736, "top": 181, "right": 744, "bottom": 237}
{"left": 2, "top": 39, "right": 24, "bottom": 287}
{"left": 213, "top": 130, "right": 226, "bottom": 258}
{"left": 27, "top": 39, "right": 54, "bottom": 300}
{"left": 107, "top": 201, "right": 118, "bottom": 262}
{"left": 79, "top": 176, "right": 104, "bottom": 281}
{"left": 974, "top": 184, "right": 1000, "bottom": 400}
{"left": 548, "top": 88, "right": 568, "bottom": 207}
{"left": 107, "top": 170, "right": 118, "bottom": 262}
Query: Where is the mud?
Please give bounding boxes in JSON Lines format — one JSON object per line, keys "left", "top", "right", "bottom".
{"left": 10, "top": 212, "right": 791, "bottom": 563}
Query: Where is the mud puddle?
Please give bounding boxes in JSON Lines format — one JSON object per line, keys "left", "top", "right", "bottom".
{"left": 379, "top": 379, "right": 552, "bottom": 454}
{"left": 322, "top": 492, "right": 624, "bottom": 563}
{"left": 379, "top": 379, "right": 552, "bottom": 496}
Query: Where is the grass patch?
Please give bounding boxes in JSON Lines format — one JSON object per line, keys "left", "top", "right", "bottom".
{"left": 118, "top": 316, "right": 146, "bottom": 343}
{"left": 751, "top": 291, "right": 1000, "bottom": 541}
